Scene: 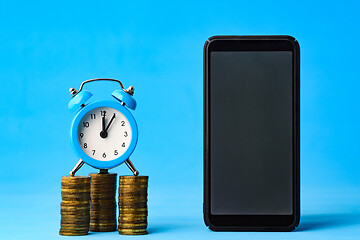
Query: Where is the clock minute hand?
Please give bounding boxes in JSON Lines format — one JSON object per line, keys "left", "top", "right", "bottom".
{"left": 105, "top": 113, "right": 116, "bottom": 132}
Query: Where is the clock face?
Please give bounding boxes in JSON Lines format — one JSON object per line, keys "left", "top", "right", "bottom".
{"left": 77, "top": 107, "right": 132, "bottom": 161}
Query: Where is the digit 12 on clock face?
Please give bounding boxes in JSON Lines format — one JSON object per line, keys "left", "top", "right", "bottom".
{"left": 69, "top": 87, "right": 138, "bottom": 170}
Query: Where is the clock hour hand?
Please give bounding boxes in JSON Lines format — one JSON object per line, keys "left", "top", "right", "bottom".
{"left": 100, "top": 115, "right": 108, "bottom": 138}
{"left": 105, "top": 113, "right": 116, "bottom": 132}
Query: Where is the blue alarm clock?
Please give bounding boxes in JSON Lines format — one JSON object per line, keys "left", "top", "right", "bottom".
{"left": 67, "top": 78, "right": 139, "bottom": 176}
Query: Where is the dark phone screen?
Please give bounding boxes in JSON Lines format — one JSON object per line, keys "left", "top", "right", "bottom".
{"left": 210, "top": 51, "right": 293, "bottom": 215}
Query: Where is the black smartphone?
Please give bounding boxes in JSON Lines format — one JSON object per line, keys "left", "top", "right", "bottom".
{"left": 203, "top": 35, "right": 300, "bottom": 231}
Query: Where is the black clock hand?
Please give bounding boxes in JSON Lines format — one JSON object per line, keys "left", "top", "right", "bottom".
{"left": 102, "top": 115, "right": 106, "bottom": 132}
{"left": 100, "top": 115, "right": 108, "bottom": 138}
{"left": 105, "top": 113, "right": 116, "bottom": 132}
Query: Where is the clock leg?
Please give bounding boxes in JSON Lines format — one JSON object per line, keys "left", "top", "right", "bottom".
{"left": 69, "top": 159, "right": 85, "bottom": 176}
{"left": 125, "top": 159, "right": 139, "bottom": 176}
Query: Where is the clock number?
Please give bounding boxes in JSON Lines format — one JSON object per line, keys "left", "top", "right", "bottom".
{"left": 114, "top": 150, "right": 118, "bottom": 155}
{"left": 101, "top": 111, "right": 106, "bottom": 117}
{"left": 92, "top": 150, "right": 96, "bottom": 155}
{"left": 121, "top": 142, "right": 125, "bottom": 147}
{"left": 121, "top": 121, "right": 125, "bottom": 126}
{"left": 90, "top": 114, "right": 96, "bottom": 119}
{"left": 102, "top": 152, "right": 106, "bottom": 158}
{"left": 124, "top": 131, "right": 128, "bottom": 137}
{"left": 79, "top": 133, "right": 84, "bottom": 138}
{"left": 83, "top": 122, "right": 89, "bottom": 128}
{"left": 84, "top": 143, "right": 87, "bottom": 148}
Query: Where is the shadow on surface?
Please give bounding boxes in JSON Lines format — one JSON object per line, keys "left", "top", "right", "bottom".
{"left": 148, "top": 223, "right": 193, "bottom": 234}
{"left": 297, "top": 213, "right": 360, "bottom": 231}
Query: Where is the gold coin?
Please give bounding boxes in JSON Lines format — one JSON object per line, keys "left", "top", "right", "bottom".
{"left": 90, "top": 184, "right": 116, "bottom": 187}
{"left": 90, "top": 181, "right": 116, "bottom": 184}
{"left": 118, "top": 228, "right": 148, "bottom": 234}
{"left": 61, "top": 218, "right": 90, "bottom": 223}
{"left": 119, "top": 206, "right": 147, "bottom": 211}
{"left": 118, "top": 201, "right": 147, "bottom": 205}
{"left": 118, "top": 200, "right": 147, "bottom": 205}
{"left": 119, "top": 222, "right": 147, "bottom": 225}
{"left": 91, "top": 198, "right": 116, "bottom": 203}
{"left": 118, "top": 216, "right": 147, "bottom": 219}
{"left": 90, "top": 192, "right": 116, "bottom": 196}
{"left": 60, "top": 229, "right": 89, "bottom": 233}
{"left": 118, "top": 188, "right": 147, "bottom": 192}
{"left": 61, "top": 184, "right": 90, "bottom": 188}
{"left": 119, "top": 211, "right": 148, "bottom": 215}
{"left": 61, "top": 214, "right": 90, "bottom": 219}
{"left": 61, "top": 188, "right": 90, "bottom": 193}
{"left": 90, "top": 212, "right": 116, "bottom": 216}
{"left": 62, "top": 192, "right": 90, "bottom": 197}
{"left": 119, "top": 175, "right": 148, "bottom": 180}
{"left": 61, "top": 210, "right": 90, "bottom": 214}
{"left": 118, "top": 211, "right": 148, "bottom": 215}
{"left": 90, "top": 227, "right": 117, "bottom": 232}
{"left": 118, "top": 191, "right": 147, "bottom": 196}
{"left": 90, "top": 195, "right": 115, "bottom": 199}
{"left": 61, "top": 202, "right": 89, "bottom": 207}
{"left": 61, "top": 224, "right": 89, "bottom": 229}
{"left": 59, "top": 231, "right": 88, "bottom": 236}
{"left": 62, "top": 198, "right": 90, "bottom": 202}
{"left": 91, "top": 184, "right": 116, "bottom": 188}
{"left": 61, "top": 182, "right": 90, "bottom": 188}
{"left": 118, "top": 184, "right": 148, "bottom": 188}
{"left": 118, "top": 220, "right": 147, "bottom": 225}
{"left": 60, "top": 225, "right": 89, "bottom": 230}
{"left": 91, "top": 186, "right": 116, "bottom": 190}
{"left": 118, "top": 195, "right": 147, "bottom": 199}
{"left": 91, "top": 217, "right": 116, "bottom": 221}
{"left": 61, "top": 204, "right": 90, "bottom": 209}
{"left": 62, "top": 175, "right": 91, "bottom": 180}
{"left": 91, "top": 189, "right": 115, "bottom": 192}
{"left": 90, "top": 216, "right": 116, "bottom": 220}
{"left": 91, "top": 203, "right": 116, "bottom": 207}
{"left": 91, "top": 206, "right": 116, "bottom": 210}
{"left": 118, "top": 216, "right": 147, "bottom": 221}
{"left": 91, "top": 188, "right": 115, "bottom": 191}
{"left": 118, "top": 197, "right": 147, "bottom": 201}
{"left": 118, "top": 199, "right": 147, "bottom": 203}
{"left": 61, "top": 186, "right": 90, "bottom": 191}
{"left": 90, "top": 210, "right": 116, "bottom": 215}
{"left": 61, "top": 197, "right": 90, "bottom": 201}
{"left": 90, "top": 211, "right": 116, "bottom": 216}
{"left": 90, "top": 222, "right": 117, "bottom": 226}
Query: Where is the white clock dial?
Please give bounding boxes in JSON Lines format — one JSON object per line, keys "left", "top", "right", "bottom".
{"left": 77, "top": 107, "right": 132, "bottom": 161}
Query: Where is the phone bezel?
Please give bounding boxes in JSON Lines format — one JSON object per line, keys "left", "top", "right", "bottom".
{"left": 203, "top": 36, "right": 300, "bottom": 231}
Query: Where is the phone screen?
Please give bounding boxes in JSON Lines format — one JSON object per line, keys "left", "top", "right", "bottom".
{"left": 210, "top": 51, "right": 293, "bottom": 215}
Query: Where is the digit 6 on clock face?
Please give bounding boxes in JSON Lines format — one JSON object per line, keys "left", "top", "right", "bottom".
{"left": 70, "top": 100, "right": 138, "bottom": 169}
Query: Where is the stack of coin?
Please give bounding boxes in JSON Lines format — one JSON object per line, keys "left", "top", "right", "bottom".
{"left": 89, "top": 172, "right": 117, "bottom": 232}
{"left": 118, "top": 176, "right": 149, "bottom": 235}
{"left": 60, "top": 176, "right": 91, "bottom": 236}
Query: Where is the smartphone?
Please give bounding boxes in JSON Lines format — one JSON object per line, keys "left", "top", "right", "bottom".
{"left": 203, "top": 35, "right": 300, "bottom": 231}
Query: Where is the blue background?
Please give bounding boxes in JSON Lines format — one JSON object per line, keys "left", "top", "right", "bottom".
{"left": 0, "top": 0, "right": 359, "bottom": 239}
